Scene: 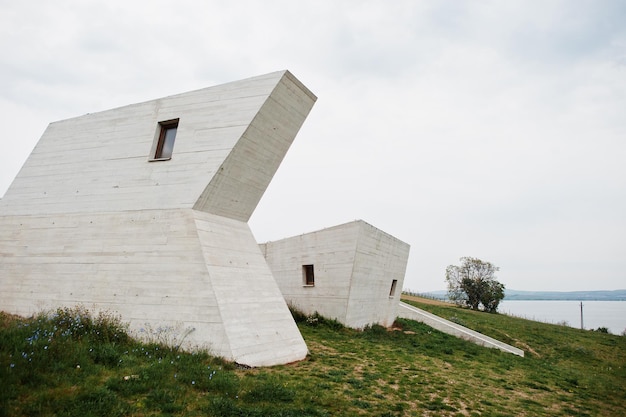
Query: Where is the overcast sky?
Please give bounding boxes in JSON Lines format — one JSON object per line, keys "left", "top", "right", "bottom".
{"left": 1, "top": 1, "right": 624, "bottom": 292}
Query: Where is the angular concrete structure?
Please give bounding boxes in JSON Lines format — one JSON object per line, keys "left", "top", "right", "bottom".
{"left": 0, "top": 70, "right": 315, "bottom": 366}
{"left": 260, "top": 221, "right": 410, "bottom": 329}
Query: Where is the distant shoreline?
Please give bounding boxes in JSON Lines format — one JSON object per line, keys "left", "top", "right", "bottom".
{"left": 413, "top": 289, "right": 626, "bottom": 302}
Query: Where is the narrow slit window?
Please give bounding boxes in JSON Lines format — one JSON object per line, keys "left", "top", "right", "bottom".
{"left": 303, "top": 264, "right": 315, "bottom": 286}
{"left": 389, "top": 279, "right": 398, "bottom": 297}
{"left": 154, "top": 119, "right": 179, "bottom": 160}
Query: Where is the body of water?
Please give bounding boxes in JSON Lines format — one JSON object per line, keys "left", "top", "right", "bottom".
{"left": 498, "top": 300, "right": 626, "bottom": 335}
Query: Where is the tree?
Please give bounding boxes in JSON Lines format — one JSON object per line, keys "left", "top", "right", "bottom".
{"left": 445, "top": 257, "right": 505, "bottom": 313}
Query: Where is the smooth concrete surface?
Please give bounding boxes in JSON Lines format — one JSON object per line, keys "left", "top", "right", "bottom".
{"left": 261, "top": 220, "right": 410, "bottom": 329}
{"left": 398, "top": 302, "right": 525, "bottom": 357}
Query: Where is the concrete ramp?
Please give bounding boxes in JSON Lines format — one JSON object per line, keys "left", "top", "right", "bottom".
{"left": 398, "top": 302, "right": 524, "bottom": 357}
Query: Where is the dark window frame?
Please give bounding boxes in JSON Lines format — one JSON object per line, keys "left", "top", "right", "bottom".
{"left": 302, "top": 264, "right": 315, "bottom": 286}
{"left": 150, "top": 118, "right": 179, "bottom": 161}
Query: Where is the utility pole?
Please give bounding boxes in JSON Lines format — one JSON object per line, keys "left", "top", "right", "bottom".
{"left": 580, "top": 302, "right": 584, "bottom": 330}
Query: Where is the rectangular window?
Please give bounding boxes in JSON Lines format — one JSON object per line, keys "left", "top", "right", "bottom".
{"left": 303, "top": 264, "right": 315, "bottom": 286}
{"left": 389, "top": 279, "right": 398, "bottom": 297}
{"left": 151, "top": 119, "right": 179, "bottom": 160}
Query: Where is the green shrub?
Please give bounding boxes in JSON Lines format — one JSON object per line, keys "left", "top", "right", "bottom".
{"left": 51, "top": 306, "right": 129, "bottom": 344}
{"left": 288, "top": 306, "right": 344, "bottom": 330}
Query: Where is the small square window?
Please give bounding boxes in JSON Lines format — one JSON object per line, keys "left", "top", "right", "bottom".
{"left": 303, "top": 264, "right": 315, "bottom": 286}
{"left": 151, "top": 119, "right": 179, "bottom": 160}
{"left": 389, "top": 279, "right": 398, "bottom": 297}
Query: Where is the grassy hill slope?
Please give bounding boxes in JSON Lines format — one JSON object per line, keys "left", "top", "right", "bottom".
{"left": 1, "top": 299, "right": 625, "bottom": 416}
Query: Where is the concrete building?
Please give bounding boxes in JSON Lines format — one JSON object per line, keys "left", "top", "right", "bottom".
{"left": 0, "top": 70, "right": 315, "bottom": 367}
{"left": 260, "top": 220, "right": 410, "bottom": 328}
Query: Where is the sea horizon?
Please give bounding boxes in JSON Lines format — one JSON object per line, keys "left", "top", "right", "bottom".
{"left": 413, "top": 288, "right": 626, "bottom": 301}
{"left": 498, "top": 299, "right": 626, "bottom": 335}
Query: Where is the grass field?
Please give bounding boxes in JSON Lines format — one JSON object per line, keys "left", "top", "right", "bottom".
{"left": 1, "top": 297, "right": 624, "bottom": 416}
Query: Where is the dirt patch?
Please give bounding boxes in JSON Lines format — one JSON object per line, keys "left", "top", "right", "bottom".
{"left": 514, "top": 340, "right": 540, "bottom": 357}
{"left": 306, "top": 340, "right": 340, "bottom": 356}
{"left": 401, "top": 295, "right": 452, "bottom": 307}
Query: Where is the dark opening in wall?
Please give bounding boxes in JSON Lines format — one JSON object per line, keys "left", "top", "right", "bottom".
{"left": 151, "top": 118, "right": 179, "bottom": 160}
{"left": 389, "top": 279, "right": 398, "bottom": 297}
{"left": 303, "top": 264, "right": 315, "bottom": 286}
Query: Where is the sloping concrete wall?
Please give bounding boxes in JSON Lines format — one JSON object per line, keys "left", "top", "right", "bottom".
{"left": 0, "top": 72, "right": 289, "bottom": 216}
{"left": 193, "top": 211, "right": 307, "bottom": 366}
{"left": 398, "top": 303, "right": 524, "bottom": 356}
{"left": 0, "top": 71, "right": 315, "bottom": 366}
{"left": 194, "top": 72, "right": 316, "bottom": 222}
{"left": 261, "top": 220, "right": 410, "bottom": 328}
{"left": 346, "top": 223, "right": 410, "bottom": 327}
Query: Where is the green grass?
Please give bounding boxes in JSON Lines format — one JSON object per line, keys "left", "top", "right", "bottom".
{"left": 1, "top": 300, "right": 625, "bottom": 416}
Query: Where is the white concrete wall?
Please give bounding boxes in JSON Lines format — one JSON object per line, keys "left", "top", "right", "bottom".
{"left": 0, "top": 209, "right": 231, "bottom": 353}
{"left": 261, "top": 222, "right": 361, "bottom": 323}
{"left": 346, "top": 222, "right": 410, "bottom": 327}
{"left": 194, "top": 72, "right": 316, "bottom": 222}
{"left": 194, "top": 211, "right": 307, "bottom": 365}
{"left": 0, "top": 70, "right": 315, "bottom": 367}
{"left": 261, "top": 220, "right": 410, "bottom": 328}
{"left": 0, "top": 71, "right": 313, "bottom": 219}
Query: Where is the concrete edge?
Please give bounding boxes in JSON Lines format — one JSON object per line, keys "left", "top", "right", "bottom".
{"left": 398, "top": 302, "right": 524, "bottom": 357}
